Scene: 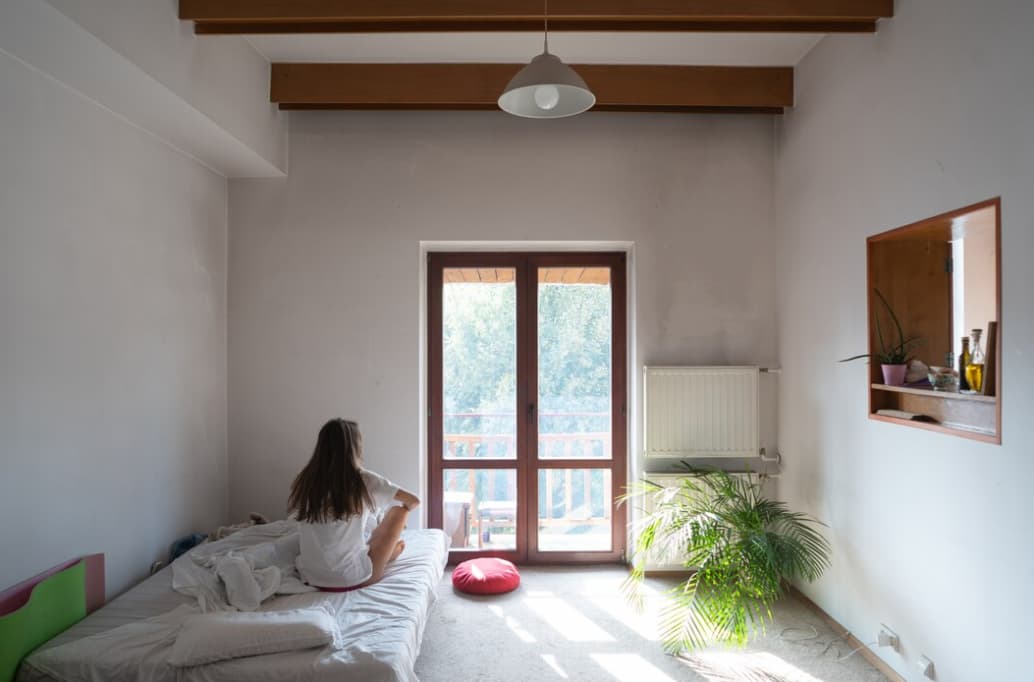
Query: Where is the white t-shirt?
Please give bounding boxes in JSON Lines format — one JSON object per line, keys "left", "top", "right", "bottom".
{"left": 295, "top": 469, "right": 400, "bottom": 588}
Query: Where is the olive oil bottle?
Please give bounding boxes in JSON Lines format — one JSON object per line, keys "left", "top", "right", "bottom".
{"left": 965, "top": 329, "right": 985, "bottom": 393}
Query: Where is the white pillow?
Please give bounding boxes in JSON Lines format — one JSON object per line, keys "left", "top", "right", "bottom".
{"left": 168, "top": 607, "right": 341, "bottom": 667}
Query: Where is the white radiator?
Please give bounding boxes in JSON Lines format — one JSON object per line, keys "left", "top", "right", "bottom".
{"left": 643, "top": 366, "right": 759, "bottom": 459}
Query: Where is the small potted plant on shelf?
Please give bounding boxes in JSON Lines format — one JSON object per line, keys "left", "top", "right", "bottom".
{"left": 840, "top": 289, "right": 923, "bottom": 386}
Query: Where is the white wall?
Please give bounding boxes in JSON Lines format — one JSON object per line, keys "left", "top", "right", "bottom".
{"left": 228, "top": 112, "right": 778, "bottom": 523}
{"left": 0, "top": 47, "right": 228, "bottom": 597}
{"left": 775, "top": 1, "right": 1034, "bottom": 680}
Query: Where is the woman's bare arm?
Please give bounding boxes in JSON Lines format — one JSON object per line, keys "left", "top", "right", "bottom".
{"left": 394, "top": 488, "right": 421, "bottom": 511}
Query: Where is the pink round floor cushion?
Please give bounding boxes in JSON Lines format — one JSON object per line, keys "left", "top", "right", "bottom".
{"left": 452, "top": 558, "right": 521, "bottom": 595}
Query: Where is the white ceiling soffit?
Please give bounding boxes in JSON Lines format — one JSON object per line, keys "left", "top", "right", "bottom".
{"left": 0, "top": 0, "right": 284, "bottom": 178}
{"left": 247, "top": 32, "right": 823, "bottom": 66}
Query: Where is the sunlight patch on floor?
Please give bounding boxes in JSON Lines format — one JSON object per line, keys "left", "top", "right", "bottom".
{"left": 580, "top": 577, "right": 662, "bottom": 598}
{"left": 586, "top": 593, "right": 659, "bottom": 641}
{"left": 487, "top": 604, "right": 536, "bottom": 643}
{"left": 591, "top": 653, "right": 678, "bottom": 682}
{"left": 577, "top": 575, "right": 667, "bottom": 642}
{"left": 681, "top": 651, "right": 826, "bottom": 682}
{"left": 524, "top": 596, "right": 616, "bottom": 642}
{"left": 541, "top": 654, "right": 569, "bottom": 679}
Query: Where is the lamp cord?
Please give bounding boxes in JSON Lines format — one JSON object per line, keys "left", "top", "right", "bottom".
{"left": 543, "top": 0, "right": 549, "bottom": 53}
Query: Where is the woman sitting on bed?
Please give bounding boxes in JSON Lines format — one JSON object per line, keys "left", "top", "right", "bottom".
{"left": 288, "top": 418, "right": 420, "bottom": 591}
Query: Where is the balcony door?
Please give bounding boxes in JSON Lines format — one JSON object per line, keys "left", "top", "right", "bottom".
{"left": 428, "top": 252, "right": 627, "bottom": 564}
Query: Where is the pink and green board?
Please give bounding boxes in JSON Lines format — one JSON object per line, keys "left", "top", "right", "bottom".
{"left": 0, "top": 555, "right": 104, "bottom": 682}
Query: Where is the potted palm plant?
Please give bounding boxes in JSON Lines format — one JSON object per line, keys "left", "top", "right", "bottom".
{"left": 620, "top": 466, "right": 831, "bottom": 653}
{"left": 840, "top": 288, "right": 922, "bottom": 386}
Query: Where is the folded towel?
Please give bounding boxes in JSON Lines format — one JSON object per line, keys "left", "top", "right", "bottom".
{"left": 168, "top": 607, "right": 341, "bottom": 667}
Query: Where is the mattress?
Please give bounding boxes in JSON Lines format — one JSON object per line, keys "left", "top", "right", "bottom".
{"left": 18, "top": 528, "right": 449, "bottom": 682}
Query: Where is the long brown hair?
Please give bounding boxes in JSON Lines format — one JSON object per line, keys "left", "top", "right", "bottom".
{"left": 288, "top": 419, "right": 374, "bottom": 522}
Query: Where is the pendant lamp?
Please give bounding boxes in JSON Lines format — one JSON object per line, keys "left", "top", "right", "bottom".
{"left": 498, "top": 0, "right": 595, "bottom": 118}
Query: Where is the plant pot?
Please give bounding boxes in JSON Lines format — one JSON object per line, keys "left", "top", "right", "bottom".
{"left": 881, "top": 364, "right": 908, "bottom": 386}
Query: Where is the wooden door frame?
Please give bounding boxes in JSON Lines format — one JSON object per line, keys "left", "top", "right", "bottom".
{"left": 427, "top": 251, "right": 628, "bottom": 565}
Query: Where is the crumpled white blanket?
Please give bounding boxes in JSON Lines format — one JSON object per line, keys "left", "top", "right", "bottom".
{"left": 172, "top": 520, "right": 316, "bottom": 611}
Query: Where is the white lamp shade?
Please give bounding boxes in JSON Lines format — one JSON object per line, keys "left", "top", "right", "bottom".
{"left": 498, "top": 53, "right": 596, "bottom": 119}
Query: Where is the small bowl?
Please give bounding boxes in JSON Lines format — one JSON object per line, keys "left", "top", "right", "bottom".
{"left": 927, "top": 366, "right": 958, "bottom": 391}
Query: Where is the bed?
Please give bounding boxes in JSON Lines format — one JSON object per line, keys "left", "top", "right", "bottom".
{"left": 9, "top": 525, "right": 449, "bottom": 682}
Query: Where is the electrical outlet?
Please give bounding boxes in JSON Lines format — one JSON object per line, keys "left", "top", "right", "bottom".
{"left": 878, "top": 624, "right": 900, "bottom": 650}
{"left": 917, "top": 655, "right": 935, "bottom": 679}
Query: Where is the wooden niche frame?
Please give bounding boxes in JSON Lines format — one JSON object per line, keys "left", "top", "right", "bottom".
{"left": 866, "top": 198, "right": 1002, "bottom": 444}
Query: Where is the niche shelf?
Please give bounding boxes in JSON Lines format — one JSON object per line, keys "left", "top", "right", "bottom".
{"left": 870, "top": 384, "right": 998, "bottom": 443}
{"left": 865, "top": 198, "right": 1001, "bottom": 444}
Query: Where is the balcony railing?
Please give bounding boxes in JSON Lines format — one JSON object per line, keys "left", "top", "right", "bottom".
{"left": 441, "top": 412, "right": 612, "bottom": 550}
{"left": 443, "top": 431, "right": 611, "bottom": 459}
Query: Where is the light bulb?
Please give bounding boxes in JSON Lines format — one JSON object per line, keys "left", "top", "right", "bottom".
{"left": 533, "top": 85, "right": 560, "bottom": 111}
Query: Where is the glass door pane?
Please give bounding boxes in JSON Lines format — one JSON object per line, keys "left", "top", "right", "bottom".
{"left": 537, "top": 469, "right": 612, "bottom": 552}
{"left": 444, "top": 469, "right": 518, "bottom": 551}
{"left": 537, "top": 267, "right": 612, "bottom": 460}
{"left": 442, "top": 268, "right": 517, "bottom": 460}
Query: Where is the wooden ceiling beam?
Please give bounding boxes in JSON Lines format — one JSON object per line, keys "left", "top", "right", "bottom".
{"left": 270, "top": 63, "right": 794, "bottom": 113}
{"left": 195, "top": 20, "right": 877, "bottom": 35}
{"left": 182, "top": 0, "right": 893, "bottom": 33}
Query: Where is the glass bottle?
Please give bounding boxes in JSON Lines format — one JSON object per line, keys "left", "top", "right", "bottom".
{"left": 958, "top": 337, "right": 971, "bottom": 391}
{"left": 965, "top": 329, "right": 985, "bottom": 393}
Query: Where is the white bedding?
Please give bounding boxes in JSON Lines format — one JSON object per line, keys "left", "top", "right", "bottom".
{"left": 20, "top": 526, "right": 449, "bottom": 682}
{"left": 171, "top": 520, "right": 318, "bottom": 611}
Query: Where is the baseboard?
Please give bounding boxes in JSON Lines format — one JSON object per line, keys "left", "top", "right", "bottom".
{"left": 789, "top": 586, "right": 905, "bottom": 682}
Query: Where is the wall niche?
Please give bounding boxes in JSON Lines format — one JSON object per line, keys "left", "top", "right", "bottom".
{"left": 865, "top": 198, "right": 1001, "bottom": 444}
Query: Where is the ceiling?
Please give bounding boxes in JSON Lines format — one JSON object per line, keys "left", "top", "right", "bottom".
{"left": 179, "top": 1, "right": 894, "bottom": 113}
{"left": 245, "top": 32, "right": 823, "bottom": 66}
